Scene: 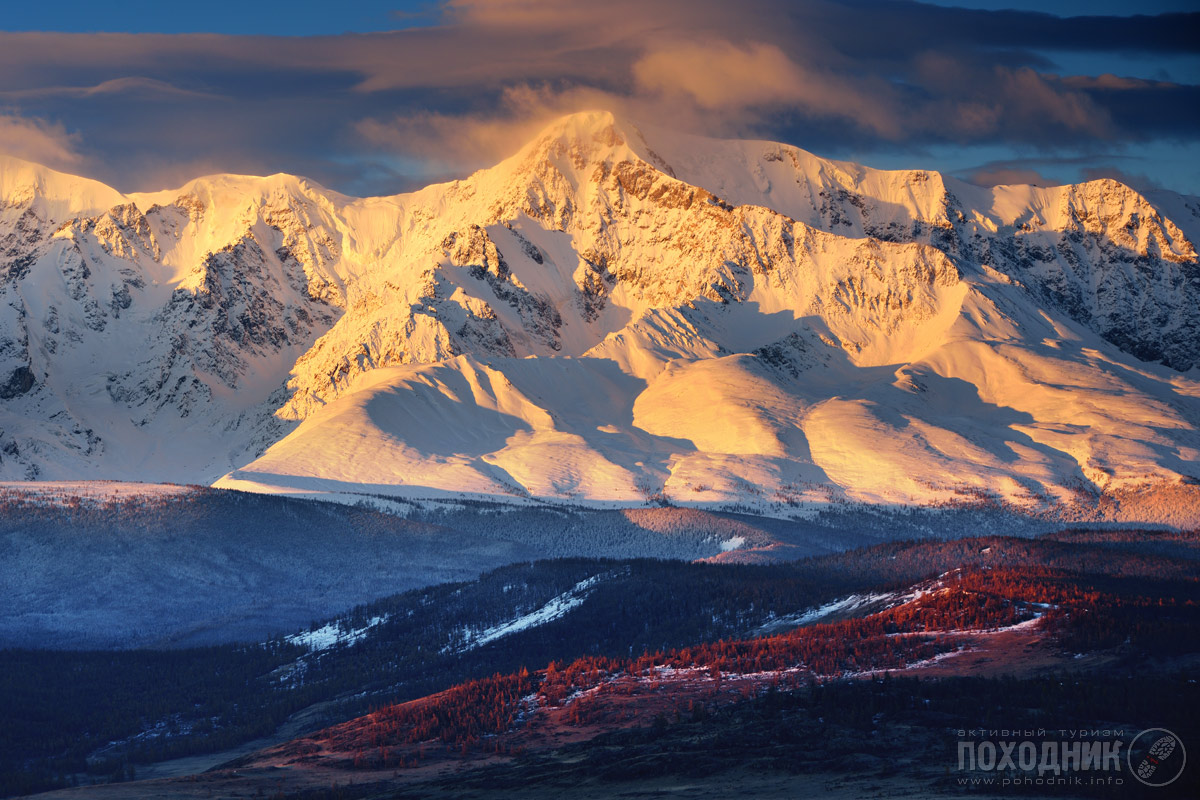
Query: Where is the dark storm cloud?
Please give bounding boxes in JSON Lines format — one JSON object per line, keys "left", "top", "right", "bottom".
{"left": 0, "top": 0, "right": 1194, "bottom": 195}
{"left": 1073, "top": 81, "right": 1200, "bottom": 140}
{"left": 808, "top": 1, "right": 1198, "bottom": 57}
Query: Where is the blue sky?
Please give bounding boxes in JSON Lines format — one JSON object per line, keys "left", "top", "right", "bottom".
{"left": 921, "top": 1, "right": 1195, "bottom": 14}
{"left": 0, "top": 0, "right": 1195, "bottom": 197}
{"left": 2, "top": 1, "right": 1192, "bottom": 34}
{"left": 0, "top": 1, "right": 436, "bottom": 35}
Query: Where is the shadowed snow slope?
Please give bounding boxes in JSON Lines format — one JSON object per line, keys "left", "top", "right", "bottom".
{"left": 1, "top": 112, "right": 1198, "bottom": 516}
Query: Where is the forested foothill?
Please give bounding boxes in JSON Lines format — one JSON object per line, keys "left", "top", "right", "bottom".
{"left": 1, "top": 484, "right": 1103, "bottom": 650}
{"left": 3, "top": 527, "right": 1197, "bottom": 797}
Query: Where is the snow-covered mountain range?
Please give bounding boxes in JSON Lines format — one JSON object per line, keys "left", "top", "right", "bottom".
{"left": 1, "top": 111, "right": 1197, "bottom": 514}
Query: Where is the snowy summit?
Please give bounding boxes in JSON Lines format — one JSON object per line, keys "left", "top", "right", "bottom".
{"left": 0, "top": 111, "right": 1197, "bottom": 514}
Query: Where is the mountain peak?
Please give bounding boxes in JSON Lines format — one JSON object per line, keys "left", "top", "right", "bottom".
{"left": 502, "top": 109, "right": 642, "bottom": 172}
{"left": 1, "top": 121, "right": 1197, "bottom": 516}
{"left": 0, "top": 153, "right": 127, "bottom": 221}
{"left": 535, "top": 109, "right": 622, "bottom": 136}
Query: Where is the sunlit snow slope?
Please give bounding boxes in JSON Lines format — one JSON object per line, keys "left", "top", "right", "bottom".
{"left": 1, "top": 112, "right": 1197, "bottom": 512}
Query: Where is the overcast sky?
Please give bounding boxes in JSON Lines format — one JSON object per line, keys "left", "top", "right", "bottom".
{"left": 1, "top": 0, "right": 1195, "bottom": 197}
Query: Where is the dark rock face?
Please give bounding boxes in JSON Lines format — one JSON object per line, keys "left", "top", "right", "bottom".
{"left": 444, "top": 225, "right": 563, "bottom": 352}
{"left": 0, "top": 365, "right": 34, "bottom": 399}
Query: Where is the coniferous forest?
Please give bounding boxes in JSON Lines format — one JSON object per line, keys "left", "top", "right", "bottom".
{"left": 3, "top": 528, "right": 1198, "bottom": 797}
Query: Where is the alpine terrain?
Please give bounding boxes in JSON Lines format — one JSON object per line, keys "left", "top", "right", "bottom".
{"left": 1, "top": 111, "right": 1197, "bottom": 518}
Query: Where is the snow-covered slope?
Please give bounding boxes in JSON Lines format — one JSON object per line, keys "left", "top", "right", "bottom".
{"left": 0, "top": 156, "right": 349, "bottom": 480}
{"left": 1, "top": 113, "right": 1197, "bottom": 514}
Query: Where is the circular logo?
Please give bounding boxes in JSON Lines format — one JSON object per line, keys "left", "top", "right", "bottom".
{"left": 1128, "top": 728, "right": 1186, "bottom": 788}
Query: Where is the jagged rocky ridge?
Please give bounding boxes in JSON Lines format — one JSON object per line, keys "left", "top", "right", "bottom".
{"left": 0, "top": 112, "right": 1197, "bottom": 514}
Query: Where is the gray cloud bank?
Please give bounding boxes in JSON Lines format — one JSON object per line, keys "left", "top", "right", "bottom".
{"left": 0, "top": 0, "right": 1195, "bottom": 196}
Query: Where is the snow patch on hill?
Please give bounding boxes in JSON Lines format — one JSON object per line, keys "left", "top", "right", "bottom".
{"left": 286, "top": 615, "right": 390, "bottom": 653}
{"left": 755, "top": 592, "right": 902, "bottom": 635}
{"left": 446, "top": 574, "right": 605, "bottom": 653}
